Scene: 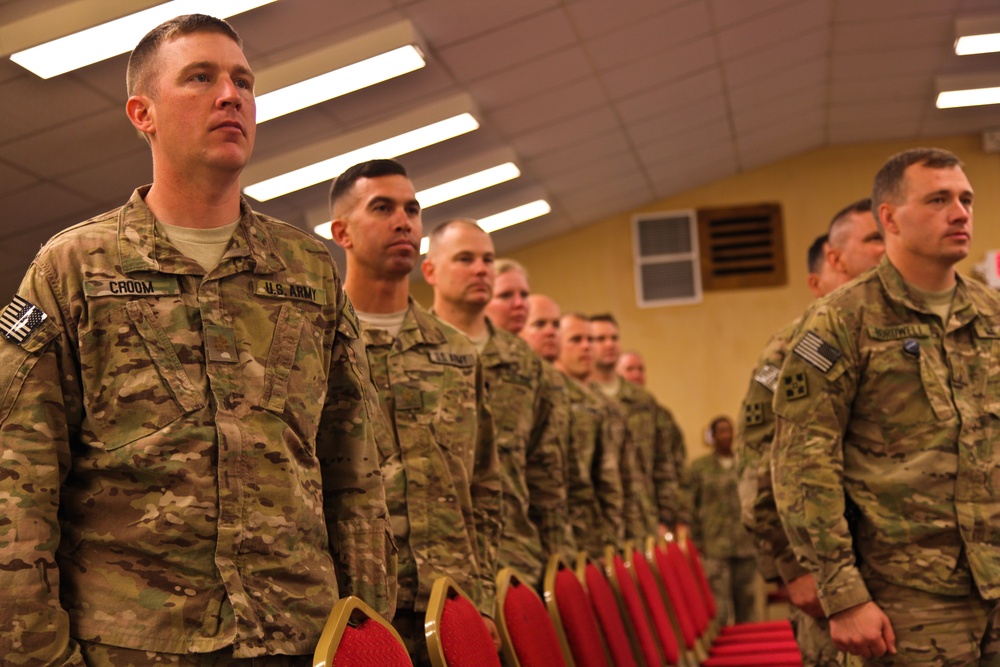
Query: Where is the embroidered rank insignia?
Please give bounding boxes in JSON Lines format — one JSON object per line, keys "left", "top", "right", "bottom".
{"left": 745, "top": 402, "right": 765, "bottom": 426}
{"left": 783, "top": 373, "right": 808, "bottom": 400}
{"left": 754, "top": 363, "right": 780, "bottom": 392}
{"left": 793, "top": 331, "right": 841, "bottom": 373}
{"left": 0, "top": 295, "right": 48, "bottom": 345}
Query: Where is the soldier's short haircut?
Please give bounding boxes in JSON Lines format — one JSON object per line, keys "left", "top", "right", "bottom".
{"left": 709, "top": 415, "right": 732, "bottom": 435}
{"left": 828, "top": 198, "right": 873, "bottom": 249}
{"left": 127, "top": 14, "right": 242, "bottom": 97}
{"left": 495, "top": 258, "right": 528, "bottom": 278}
{"left": 807, "top": 234, "right": 828, "bottom": 274}
{"left": 872, "top": 148, "right": 964, "bottom": 228}
{"left": 329, "top": 159, "right": 409, "bottom": 213}
{"left": 589, "top": 313, "right": 619, "bottom": 327}
{"left": 426, "top": 218, "right": 485, "bottom": 256}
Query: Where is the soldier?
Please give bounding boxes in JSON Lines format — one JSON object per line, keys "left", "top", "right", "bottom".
{"left": 424, "top": 222, "right": 572, "bottom": 588}
{"left": 690, "top": 416, "right": 757, "bottom": 624}
{"left": 772, "top": 148, "right": 1000, "bottom": 664}
{"left": 484, "top": 257, "right": 531, "bottom": 334}
{"left": 616, "top": 350, "right": 647, "bottom": 386}
{"left": 739, "top": 200, "right": 884, "bottom": 665}
{"left": 590, "top": 314, "right": 690, "bottom": 535}
{"left": 327, "top": 159, "right": 501, "bottom": 664}
{"left": 0, "top": 15, "right": 393, "bottom": 665}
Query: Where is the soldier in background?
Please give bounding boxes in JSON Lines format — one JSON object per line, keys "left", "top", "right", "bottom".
{"left": 328, "top": 159, "right": 501, "bottom": 664}
{"left": 590, "top": 314, "right": 690, "bottom": 535}
{"left": 616, "top": 350, "right": 647, "bottom": 386}
{"left": 738, "top": 201, "right": 884, "bottom": 666}
{"left": 773, "top": 148, "right": 1000, "bottom": 663}
{"left": 425, "top": 223, "right": 572, "bottom": 588}
{"left": 0, "top": 15, "right": 393, "bottom": 665}
{"left": 690, "top": 416, "right": 757, "bottom": 624}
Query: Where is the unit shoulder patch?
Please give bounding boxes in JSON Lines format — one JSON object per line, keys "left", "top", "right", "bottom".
{"left": 793, "top": 330, "right": 841, "bottom": 373}
{"left": 782, "top": 372, "right": 809, "bottom": 401}
{"left": 753, "top": 363, "right": 780, "bottom": 393}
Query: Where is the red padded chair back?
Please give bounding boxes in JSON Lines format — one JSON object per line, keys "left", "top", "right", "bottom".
{"left": 628, "top": 547, "right": 682, "bottom": 665}
{"left": 438, "top": 589, "right": 502, "bottom": 667}
{"left": 682, "top": 537, "right": 718, "bottom": 619}
{"left": 583, "top": 561, "right": 639, "bottom": 667}
{"left": 664, "top": 540, "right": 711, "bottom": 634}
{"left": 553, "top": 565, "right": 611, "bottom": 667}
{"left": 609, "top": 552, "right": 663, "bottom": 667}
{"left": 332, "top": 619, "right": 413, "bottom": 667}
{"left": 501, "top": 571, "right": 568, "bottom": 667}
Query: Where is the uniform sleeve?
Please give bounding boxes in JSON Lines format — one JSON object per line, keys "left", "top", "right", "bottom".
{"left": 0, "top": 261, "right": 87, "bottom": 666}
{"left": 615, "top": 408, "right": 653, "bottom": 540}
{"left": 470, "top": 361, "right": 503, "bottom": 616}
{"left": 593, "top": 405, "right": 626, "bottom": 544}
{"left": 319, "top": 289, "right": 397, "bottom": 619}
{"left": 653, "top": 406, "right": 689, "bottom": 527}
{"left": 772, "top": 306, "right": 871, "bottom": 616}
{"left": 526, "top": 363, "right": 574, "bottom": 558}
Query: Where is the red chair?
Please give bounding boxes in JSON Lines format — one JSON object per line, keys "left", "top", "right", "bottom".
{"left": 312, "top": 595, "right": 413, "bottom": 667}
{"left": 425, "top": 576, "right": 502, "bottom": 667}
{"left": 543, "top": 554, "right": 611, "bottom": 667}
{"left": 624, "top": 543, "right": 685, "bottom": 666}
{"left": 577, "top": 553, "right": 641, "bottom": 667}
{"left": 496, "top": 567, "right": 569, "bottom": 667}
{"left": 604, "top": 545, "right": 665, "bottom": 667}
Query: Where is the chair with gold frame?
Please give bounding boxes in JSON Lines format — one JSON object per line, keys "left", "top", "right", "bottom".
{"left": 543, "top": 553, "right": 611, "bottom": 667}
{"left": 425, "top": 575, "right": 502, "bottom": 667}
{"left": 312, "top": 595, "right": 412, "bottom": 667}
{"left": 495, "top": 566, "right": 569, "bottom": 667}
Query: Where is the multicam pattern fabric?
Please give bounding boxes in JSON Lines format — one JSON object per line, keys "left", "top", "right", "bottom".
{"left": 362, "top": 301, "right": 502, "bottom": 617}
{"left": 689, "top": 454, "right": 756, "bottom": 560}
{"left": 563, "top": 375, "right": 624, "bottom": 557}
{"left": 773, "top": 257, "right": 1000, "bottom": 617}
{"left": 0, "top": 188, "right": 395, "bottom": 663}
{"left": 479, "top": 324, "right": 573, "bottom": 587}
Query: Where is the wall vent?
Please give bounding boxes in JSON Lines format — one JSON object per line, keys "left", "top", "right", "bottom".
{"left": 696, "top": 203, "right": 786, "bottom": 291}
{"left": 632, "top": 210, "right": 702, "bottom": 307}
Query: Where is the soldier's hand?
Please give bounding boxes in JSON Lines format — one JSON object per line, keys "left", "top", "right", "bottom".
{"left": 829, "top": 601, "right": 896, "bottom": 658}
{"left": 483, "top": 616, "right": 501, "bottom": 652}
{"left": 785, "top": 573, "right": 824, "bottom": 619}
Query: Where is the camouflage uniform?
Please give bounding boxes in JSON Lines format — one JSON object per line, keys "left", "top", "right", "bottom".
{"left": 564, "top": 375, "right": 624, "bottom": 556}
{"left": 738, "top": 317, "right": 843, "bottom": 666}
{"left": 477, "top": 322, "right": 573, "bottom": 587}
{"left": 773, "top": 257, "right": 1000, "bottom": 663}
{"left": 690, "top": 452, "right": 757, "bottom": 624}
{"left": 614, "top": 379, "right": 691, "bottom": 528}
{"left": 0, "top": 189, "right": 395, "bottom": 664}
{"left": 361, "top": 301, "right": 501, "bottom": 635}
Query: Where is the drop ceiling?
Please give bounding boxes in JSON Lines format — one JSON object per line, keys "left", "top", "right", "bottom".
{"left": 1, "top": 0, "right": 999, "bottom": 298}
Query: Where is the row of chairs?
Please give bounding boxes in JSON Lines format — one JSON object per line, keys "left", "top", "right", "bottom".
{"left": 312, "top": 533, "right": 805, "bottom": 666}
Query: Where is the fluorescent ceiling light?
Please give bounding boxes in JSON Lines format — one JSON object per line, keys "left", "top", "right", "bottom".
{"left": 955, "top": 15, "right": 1000, "bottom": 55}
{"left": 313, "top": 162, "right": 521, "bottom": 239}
{"left": 936, "top": 86, "right": 1000, "bottom": 108}
{"left": 257, "top": 45, "right": 424, "bottom": 123}
{"left": 418, "top": 199, "right": 551, "bottom": 255}
{"left": 10, "top": 0, "right": 277, "bottom": 79}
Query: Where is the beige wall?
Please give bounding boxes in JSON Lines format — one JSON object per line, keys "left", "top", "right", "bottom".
{"left": 413, "top": 135, "right": 1000, "bottom": 459}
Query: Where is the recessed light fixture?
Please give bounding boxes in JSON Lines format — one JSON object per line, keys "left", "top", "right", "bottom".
{"left": 10, "top": 0, "right": 278, "bottom": 79}
{"left": 935, "top": 74, "right": 1000, "bottom": 108}
{"left": 955, "top": 15, "right": 1000, "bottom": 55}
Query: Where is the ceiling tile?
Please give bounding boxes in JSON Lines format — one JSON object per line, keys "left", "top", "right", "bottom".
{"left": 601, "top": 37, "right": 717, "bottom": 100}
{"left": 827, "top": 74, "right": 928, "bottom": 104}
{"left": 566, "top": 0, "right": 691, "bottom": 39}
{"left": 57, "top": 149, "right": 153, "bottom": 208}
{"left": 524, "top": 130, "right": 633, "bottom": 181}
{"left": 615, "top": 68, "right": 726, "bottom": 125}
{"left": 403, "top": 0, "right": 560, "bottom": 48}
{"left": 637, "top": 118, "right": 734, "bottom": 168}
{"left": 465, "top": 46, "right": 593, "bottom": 110}
{"left": 829, "top": 120, "right": 919, "bottom": 144}
{"left": 832, "top": 45, "right": 949, "bottom": 80}
{"left": 510, "top": 106, "right": 621, "bottom": 157}
{"left": 0, "top": 75, "right": 113, "bottom": 144}
{"left": 716, "top": 0, "right": 831, "bottom": 61}
{"left": 490, "top": 77, "right": 608, "bottom": 136}
{"left": 547, "top": 159, "right": 647, "bottom": 198}
{"left": 919, "top": 105, "right": 1000, "bottom": 136}
{"left": 0, "top": 159, "right": 39, "bottom": 196}
{"left": 722, "top": 28, "right": 830, "bottom": 87}
{"left": 625, "top": 93, "right": 729, "bottom": 145}
{"left": 585, "top": 2, "right": 713, "bottom": 72}
{"left": 727, "top": 57, "right": 826, "bottom": 109}
{"left": 732, "top": 87, "right": 825, "bottom": 136}
{"left": 0, "top": 183, "right": 95, "bottom": 237}
{"left": 708, "top": 0, "right": 796, "bottom": 29}
{"left": 833, "top": 0, "right": 958, "bottom": 21}
{"left": 833, "top": 14, "right": 951, "bottom": 51}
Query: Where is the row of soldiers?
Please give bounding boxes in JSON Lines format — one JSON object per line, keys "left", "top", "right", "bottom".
{"left": 330, "top": 157, "right": 690, "bottom": 661}
{"left": 0, "top": 15, "right": 691, "bottom": 666}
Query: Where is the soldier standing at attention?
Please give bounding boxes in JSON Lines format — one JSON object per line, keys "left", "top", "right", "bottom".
{"left": 616, "top": 350, "right": 647, "bottom": 386}
{"left": 425, "top": 223, "right": 573, "bottom": 587}
{"left": 690, "top": 416, "right": 757, "bottom": 624}
{"left": 0, "top": 15, "right": 394, "bottom": 665}
{"left": 327, "top": 159, "right": 502, "bottom": 664}
{"left": 773, "top": 147, "right": 1000, "bottom": 664}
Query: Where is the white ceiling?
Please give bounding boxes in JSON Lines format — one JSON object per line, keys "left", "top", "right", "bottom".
{"left": 2, "top": 0, "right": 1000, "bottom": 298}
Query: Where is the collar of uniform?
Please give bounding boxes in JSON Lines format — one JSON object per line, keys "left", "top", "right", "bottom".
{"left": 478, "top": 318, "right": 507, "bottom": 368}
{"left": 394, "top": 298, "right": 448, "bottom": 351}
{"left": 877, "top": 255, "right": 979, "bottom": 327}
{"left": 117, "top": 186, "right": 285, "bottom": 276}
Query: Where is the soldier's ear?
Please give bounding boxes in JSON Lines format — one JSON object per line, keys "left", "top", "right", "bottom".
{"left": 420, "top": 255, "right": 436, "bottom": 285}
{"left": 126, "top": 95, "right": 154, "bottom": 137}
{"left": 879, "top": 203, "right": 900, "bottom": 235}
{"left": 328, "top": 218, "right": 351, "bottom": 249}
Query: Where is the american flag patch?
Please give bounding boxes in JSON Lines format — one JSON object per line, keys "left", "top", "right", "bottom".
{"left": 0, "top": 295, "right": 48, "bottom": 346}
{"left": 793, "top": 330, "right": 841, "bottom": 373}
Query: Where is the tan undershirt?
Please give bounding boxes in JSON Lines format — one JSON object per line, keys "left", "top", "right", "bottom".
{"left": 156, "top": 218, "right": 240, "bottom": 273}
{"left": 908, "top": 282, "right": 957, "bottom": 325}
{"left": 356, "top": 308, "right": 408, "bottom": 339}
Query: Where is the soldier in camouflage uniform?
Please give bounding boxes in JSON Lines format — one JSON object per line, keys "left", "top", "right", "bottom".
{"left": 739, "top": 202, "right": 884, "bottom": 666}
{"left": 690, "top": 417, "right": 757, "bottom": 624}
{"left": 0, "top": 16, "right": 394, "bottom": 666}
{"left": 327, "top": 160, "right": 502, "bottom": 665}
{"left": 590, "top": 314, "right": 691, "bottom": 535}
{"left": 773, "top": 148, "right": 1000, "bottom": 664}
{"left": 554, "top": 310, "right": 631, "bottom": 552}
{"left": 616, "top": 350, "right": 647, "bottom": 387}
{"left": 425, "top": 223, "right": 573, "bottom": 588}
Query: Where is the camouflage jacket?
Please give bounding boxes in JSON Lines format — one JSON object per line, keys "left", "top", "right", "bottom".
{"left": 773, "top": 257, "right": 1000, "bottom": 616}
{"left": 564, "top": 375, "right": 624, "bottom": 556}
{"left": 362, "top": 301, "right": 502, "bottom": 616}
{"left": 0, "top": 188, "right": 394, "bottom": 663}
{"left": 614, "top": 380, "right": 691, "bottom": 527}
{"left": 480, "top": 323, "right": 573, "bottom": 587}
{"left": 689, "top": 453, "right": 756, "bottom": 559}
{"left": 736, "top": 317, "right": 809, "bottom": 583}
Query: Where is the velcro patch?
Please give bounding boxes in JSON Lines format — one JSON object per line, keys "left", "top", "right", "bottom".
{"left": 793, "top": 331, "right": 841, "bottom": 373}
{"left": 256, "top": 280, "right": 327, "bottom": 305}
{"left": 0, "top": 295, "right": 48, "bottom": 346}
{"left": 84, "top": 277, "right": 179, "bottom": 297}
{"left": 428, "top": 350, "right": 475, "bottom": 367}
{"left": 754, "top": 363, "right": 780, "bottom": 393}
{"left": 744, "top": 402, "right": 766, "bottom": 426}
{"left": 783, "top": 373, "right": 808, "bottom": 401}
{"left": 867, "top": 324, "right": 930, "bottom": 340}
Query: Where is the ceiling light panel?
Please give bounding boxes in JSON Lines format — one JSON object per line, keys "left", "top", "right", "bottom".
{"left": 955, "top": 15, "right": 1000, "bottom": 55}
{"left": 936, "top": 74, "right": 1000, "bottom": 108}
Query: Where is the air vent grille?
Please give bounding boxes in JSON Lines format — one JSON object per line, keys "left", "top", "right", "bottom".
{"left": 697, "top": 203, "right": 786, "bottom": 290}
{"left": 632, "top": 210, "right": 702, "bottom": 307}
